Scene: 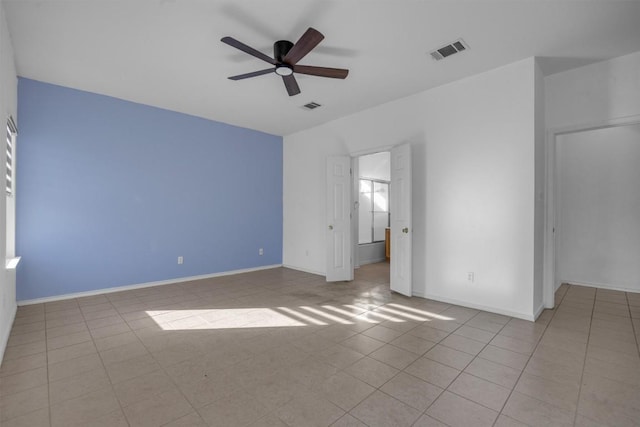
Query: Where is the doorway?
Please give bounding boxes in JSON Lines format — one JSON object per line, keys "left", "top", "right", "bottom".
{"left": 326, "top": 144, "right": 412, "bottom": 296}
{"left": 545, "top": 117, "right": 640, "bottom": 307}
{"left": 555, "top": 123, "right": 640, "bottom": 291}
{"left": 355, "top": 151, "right": 391, "bottom": 272}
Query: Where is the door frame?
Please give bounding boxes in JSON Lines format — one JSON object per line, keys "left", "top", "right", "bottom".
{"left": 543, "top": 114, "right": 640, "bottom": 309}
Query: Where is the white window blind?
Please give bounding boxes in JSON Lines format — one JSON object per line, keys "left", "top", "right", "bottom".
{"left": 6, "top": 116, "right": 17, "bottom": 195}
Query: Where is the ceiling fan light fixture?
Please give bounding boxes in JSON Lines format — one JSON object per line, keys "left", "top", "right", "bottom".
{"left": 275, "top": 65, "right": 293, "bottom": 76}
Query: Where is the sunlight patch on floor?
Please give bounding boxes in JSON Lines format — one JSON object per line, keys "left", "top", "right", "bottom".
{"left": 145, "top": 303, "right": 453, "bottom": 331}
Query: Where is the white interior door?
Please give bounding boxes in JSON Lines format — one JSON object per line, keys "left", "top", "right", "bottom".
{"left": 326, "top": 156, "right": 353, "bottom": 282}
{"left": 390, "top": 143, "right": 412, "bottom": 296}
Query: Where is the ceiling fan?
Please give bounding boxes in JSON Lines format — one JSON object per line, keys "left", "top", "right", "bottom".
{"left": 221, "top": 27, "right": 349, "bottom": 96}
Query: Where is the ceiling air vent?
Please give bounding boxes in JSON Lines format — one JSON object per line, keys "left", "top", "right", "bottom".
{"left": 302, "top": 101, "right": 322, "bottom": 110}
{"left": 429, "top": 39, "right": 469, "bottom": 61}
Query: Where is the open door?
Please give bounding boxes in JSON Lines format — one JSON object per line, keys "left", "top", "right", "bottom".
{"left": 326, "top": 156, "right": 353, "bottom": 282}
{"left": 390, "top": 143, "right": 412, "bottom": 296}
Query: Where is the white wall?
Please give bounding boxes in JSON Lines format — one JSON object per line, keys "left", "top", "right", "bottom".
{"left": 284, "top": 57, "right": 541, "bottom": 319}
{"left": 546, "top": 51, "right": 640, "bottom": 130}
{"left": 556, "top": 125, "right": 640, "bottom": 292}
{"left": 358, "top": 243, "right": 386, "bottom": 266}
{"left": 359, "top": 151, "right": 390, "bottom": 181}
{"left": 0, "top": 1, "right": 18, "bottom": 365}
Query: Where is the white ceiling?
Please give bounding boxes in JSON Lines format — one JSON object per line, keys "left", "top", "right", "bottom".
{"left": 4, "top": 1, "right": 640, "bottom": 136}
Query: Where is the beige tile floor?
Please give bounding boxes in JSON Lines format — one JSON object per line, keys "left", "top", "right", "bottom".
{"left": 1, "top": 262, "right": 639, "bottom": 426}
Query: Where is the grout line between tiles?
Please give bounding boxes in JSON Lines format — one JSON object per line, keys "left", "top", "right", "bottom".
{"left": 488, "top": 285, "right": 571, "bottom": 427}
{"left": 401, "top": 313, "right": 512, "bottom": 426}
{"left": 569, "top": 286, "right": 596, "bottom": 426}
{"left": 45, "top": 307, "right": 52, "bottom": 427}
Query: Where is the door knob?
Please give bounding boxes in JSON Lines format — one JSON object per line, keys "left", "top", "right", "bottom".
{"left": 402, "top": 227, "right": 409, "bottom": 233}
{"left": 329, "top": 225, "right": 333, "bottom": 230}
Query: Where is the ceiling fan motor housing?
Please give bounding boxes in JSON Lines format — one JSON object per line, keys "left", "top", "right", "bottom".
{"left": 274, "top": 40, "right": 294, "bottom": 63}
{"left": 274, "top": 40, "right": 294, "bottom": 76}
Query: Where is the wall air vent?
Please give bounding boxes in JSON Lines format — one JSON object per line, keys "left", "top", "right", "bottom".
{"left": 429, "top": 39, "right": 469, "bottom": 61}
{"left": 302, "top": 101, "right": 322, "bottom": 110}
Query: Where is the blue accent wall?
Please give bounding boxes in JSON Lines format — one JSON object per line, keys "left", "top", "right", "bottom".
{"left": 16, "top": 78, "right": 283, "bottom": 300}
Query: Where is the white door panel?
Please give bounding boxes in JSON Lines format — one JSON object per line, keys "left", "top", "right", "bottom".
{"left": 326, "top": 156, "right": 353, "bottom": 282}
{"left": 390, "top": 143, "right": 412, "bottom": 296}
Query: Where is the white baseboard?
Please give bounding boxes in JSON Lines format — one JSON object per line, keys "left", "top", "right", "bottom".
{"left": 358, "top": 257, "right": 387, "bottom": 266}
{"left": 282, "top": 264, "right": 324, "bottom": 276}
{"left": 533, "top": 302, "right": 546, "bottom": 320}
{"left": 557, "top": 278, "right": 640, "bottom": 294}
{"left": 17, "top": 264, "right": 283, "bottom": 306}
{"left": 417, "top": 291, "right": 538, "bottom": 322}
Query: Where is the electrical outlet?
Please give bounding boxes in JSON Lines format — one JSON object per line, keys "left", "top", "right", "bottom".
{"left": 467, "top": 272, "right": 474, "bottom": 282}
{"left": 258, "top": 248, "right": 264, "bottom": 256}
{"left": 178, "top": 256, "right": 183, "bottom": 265}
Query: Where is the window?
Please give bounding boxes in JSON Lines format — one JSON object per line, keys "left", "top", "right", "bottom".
{"left": 358, "top": 178, "right": 390, "bottom": 244}
{"left": 6, "top": 116, "right": 17, "bottom": 260}
{"left": 6, "top": 117, "right": 16, "bottom": 195}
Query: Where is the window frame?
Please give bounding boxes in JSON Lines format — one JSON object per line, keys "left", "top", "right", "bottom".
{"left": 358, "top": 177, "right": 391, "bottom": 245}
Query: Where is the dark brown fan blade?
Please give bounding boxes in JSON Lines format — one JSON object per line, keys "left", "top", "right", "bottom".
{"left": 282, "top": 27, "right": 324, "bottom": 65}
{"left": 228, "top": 68, "right": 275, "bottom": 80}
{"left": 293, "top": 65, "right": 349, "bottom": 79}
{"left": 282, "top": 74, "right": 300, "bottom": 96}
{"left": 221, "top": 37, "right": 276, "bottom": 65}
